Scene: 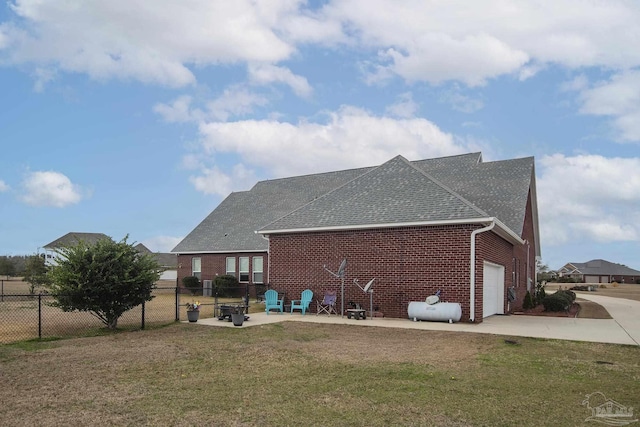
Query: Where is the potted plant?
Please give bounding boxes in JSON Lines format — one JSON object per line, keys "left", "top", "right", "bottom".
{"left": 230, "top": 305, "right": 245, "bottom": 327}
{"left": 186, "top": 301, "right": 201, "bottom": 322}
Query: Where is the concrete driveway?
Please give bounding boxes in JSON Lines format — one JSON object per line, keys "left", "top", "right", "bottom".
{"left": 573, "top": 292, "right": 640, "bottom": 345}
{"left": 192, "top": 295, "right": 640, "bottom": 346}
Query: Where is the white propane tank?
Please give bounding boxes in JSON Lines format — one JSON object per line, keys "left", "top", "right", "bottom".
{"left": 407, "top": 301, "right": 462, "bottom": 323}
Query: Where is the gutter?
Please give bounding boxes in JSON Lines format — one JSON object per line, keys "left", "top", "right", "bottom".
{"left": 259, "top": 217, "right": 524, "bottom": 245}
{"left": 469, "top": 220, "right": 496, "bottom": 322}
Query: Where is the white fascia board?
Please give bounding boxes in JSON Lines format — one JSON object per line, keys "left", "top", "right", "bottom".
{"left": 259, "top": 217, "right": 525, "bottom": 245}
{"left": 172, "top": 249, "right": 266, "bottom": 255}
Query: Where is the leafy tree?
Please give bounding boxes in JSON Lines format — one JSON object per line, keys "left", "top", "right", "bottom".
{"left": 536, "top": 260, "right": 557, "bottom": 283}
{"left": 46, "top": 236, "right": 161, "bottom": 329}
{"left": 0, "top": 256, "right": 16, "bottom": 279}
{"left": 23, "top": 255, "right": 49, "bottom": 294}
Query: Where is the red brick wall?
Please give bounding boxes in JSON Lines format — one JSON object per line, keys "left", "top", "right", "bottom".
{"left": 268, "top": 225, "right": 516, "bottom": 322}
{"left": 475, "top": 230, "right": 514, "bottom": 320}
{"left": 176, "top": 252, "right": 268, "bottom": 296}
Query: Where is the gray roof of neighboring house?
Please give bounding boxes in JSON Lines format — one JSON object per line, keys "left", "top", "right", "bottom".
{"left": 563, "top": 260, "right": 640, "bottom": 276}
{"left": 44, "top": 232, "right": 111, "bottom": 249}
{"left": 172, "top": 152, "right": 538, "bottom": 254}
{"left": 135, "top": 243, "right": 177, "bottom": 268}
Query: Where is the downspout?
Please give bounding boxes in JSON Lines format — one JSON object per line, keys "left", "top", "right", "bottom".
{"left": 470, "top": 220, "right": 496, "bottom": 322}
{"left": 259, "top": 233, "right": 270, "bottom": 285}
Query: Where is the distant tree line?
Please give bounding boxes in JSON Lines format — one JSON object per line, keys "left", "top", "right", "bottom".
{"left": 0, "top": 255, "right": 31, "bottom": 278}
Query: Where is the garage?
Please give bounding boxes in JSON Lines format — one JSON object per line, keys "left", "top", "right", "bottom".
{"left": 483, "top": 262, "right": 505, "bottom": 318}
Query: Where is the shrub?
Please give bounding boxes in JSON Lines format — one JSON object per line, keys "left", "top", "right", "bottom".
{"left": 556, "top": 289, "right": 576, "bottom": 303}
{"left": 523, "top": 291, "right": 535, "bottom": 310}
{"left": 182, "top": 276, "right": 201, "bottom": 296}
{"left": 600, "top": 284, "right": 607, "bottom": 289}
{"left": 542, "top": 294, "right": 570, "bottom": 312}
{"left": 535, "top": 284, "right": 546, "bottom": 305}
{"left": 213, "top": 274, "right": 239, "bottom": 297}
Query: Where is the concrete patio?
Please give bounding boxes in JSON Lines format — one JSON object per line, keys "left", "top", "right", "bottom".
{"left": 188, "top": 296, "right": 640, "bottom": 346}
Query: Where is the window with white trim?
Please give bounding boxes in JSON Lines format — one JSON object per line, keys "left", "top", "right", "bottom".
{"left": 253, "top": 256, "right": 264, "bottom": 283}
{"left": 239, "top": 256, "right": 249, "bottom": 282}
{"left": 192, "top": 257, "right": 201, "bottom": 280}
{"left": 226, "top": 257, "right": 236, "bottom": 277}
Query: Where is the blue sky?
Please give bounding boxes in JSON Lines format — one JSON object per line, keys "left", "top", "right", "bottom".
{"left": 1, "top": 0, "right": 639, "bottom": 270}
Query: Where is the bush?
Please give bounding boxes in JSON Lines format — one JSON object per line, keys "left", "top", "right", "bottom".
{"left": 535, "top": 284, "right": 546, "bottom": 305}
{"left": 523, "top": 291, "right": 535, "bottom": 310}
{"left": 557, "top": 276, "right": 579, "bottom": 283}
{"left": 556, "top": 289, "right": 576, "bottom": 303}
{"left": 542, "top": 294, "right": 570, "bottom": 312}
{"left": 213, "top": 275, "right": 239, "bottom": 297}
{"left": 182, "top": 276, "right": 201, "bottom": 296}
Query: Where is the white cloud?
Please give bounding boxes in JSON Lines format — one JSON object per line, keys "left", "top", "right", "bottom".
{"left": 31, "top": 67, "right": 56, "bottom": 92}
{"left": 190, "top": 105, "right": 469, "bottom": 194}
{"left": 439, "top": 88, "right": 484, "bottom": 113}
{"left": 189, "top": 164, "right": 256, "bottom": 197}
{"left": 385, "top": 92, "right": 418, "bottom": 118}
{"left": 248, "top": 63, "right": 313, "bottom": 98}
{"left": 0, "top": 180, "right": 10, "bottom": 192}
{"left": 2, "top": 0, "right": 298, "bottom": 87}
{"left": 207, "top": 86, "right": 270, "bottom": 121}
{"left": 324, "top": 0, "right": 640, "bottom": 85}
{"left": 4, "top": 1, "right": 639, "bottom": 91}
{"left": 153, "top": 95, "right": 203, "bottom": 123}
{"left": 578, "top": 70, "right": 640, "bottom": 142}
{"left": 20, "top": 171, "right": 84, "bottom": 207}
{"left": 142, "top": 236, "right": 184, "bottom": 253}
{"left": 537, "top": 154, "right": 640, "bottom": 245}
{"left": 154, "top": 87, "right": 270, "bottom": 124}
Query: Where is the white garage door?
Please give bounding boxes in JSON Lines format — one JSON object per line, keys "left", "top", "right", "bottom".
{"left": 584, "top": 275, "right": 600, "bottom": 284}
{"left": 483, "top": 262, "right": 505, "bottom": 318}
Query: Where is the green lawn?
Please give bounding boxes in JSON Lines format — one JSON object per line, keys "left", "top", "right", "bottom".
{"left": 0, "top": 322, "right": 638, "bottom": 426}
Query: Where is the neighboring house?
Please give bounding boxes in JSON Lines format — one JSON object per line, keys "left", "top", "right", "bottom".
{"left": 173, "top": 152, "right": 540, "bottom": 322}
{"left": 558, "top": 260, "right": 640, "bottom": 284}
{"left": 43, "top": 232, "right": 110, "bottom": 266}
{"left": 134, "top": 243, "right": 178, "bottom": 281}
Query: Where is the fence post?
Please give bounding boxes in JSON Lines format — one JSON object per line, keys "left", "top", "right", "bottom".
{"left": 38, "top": 293, "right": 42, "bottom": 339}
{"left": 175, "top": 286, "right": 179, "bottom": 321}
{"left": 141, "top": 300, "right": 145, "bottom": 330}
{"left": 1, "top": 279, "right": 3, "bottom": 302}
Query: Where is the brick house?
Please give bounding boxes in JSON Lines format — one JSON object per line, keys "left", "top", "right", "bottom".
{"left": 558, "top": 259, "right": 640, "bottom": 284}
{"left": 173, "top": 152, "right": 540, "bottom": 322}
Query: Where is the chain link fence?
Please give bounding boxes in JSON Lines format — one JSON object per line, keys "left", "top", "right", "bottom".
{"left": 0, "top": 284, "right": 265, "bottom": 343}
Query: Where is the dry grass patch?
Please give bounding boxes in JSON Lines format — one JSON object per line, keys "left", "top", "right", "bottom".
{"left": 1, "top": 323, "right": 639, "bottom": 426}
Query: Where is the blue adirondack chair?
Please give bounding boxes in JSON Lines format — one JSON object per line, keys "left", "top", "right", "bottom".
{"left": 264, "top": 289, "right": 284, "bottom": 314}
{"left": 291, "top": 289, "right": 313, "bottom": 315}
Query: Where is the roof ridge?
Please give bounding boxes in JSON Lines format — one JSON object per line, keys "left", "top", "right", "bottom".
{"left": 400, "top": 156, "right": 491, "bottom": 218}
{"left": 258, "top": 156, "right": 397, "bottom": 231}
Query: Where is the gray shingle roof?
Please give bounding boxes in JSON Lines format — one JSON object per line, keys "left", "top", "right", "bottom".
{"left": 415, "top": 156, "right": 535, "bottom": 236}
{"left": 260, "top": 156, "right": 488, "bottom": 231}
{"left": 44, "top": 232, "right": 111, "bottom": 249}
{"left": 172, "top": 152, "right": 537, "bottom": 253}
{"left": 135, "top": 243, "right": 177, "bottom": 267}
{"left": 172, "top": 166, "right": 371, "bottom": 253}
{"left": 564, "top": 259, "right": 640, "bottom": 276}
